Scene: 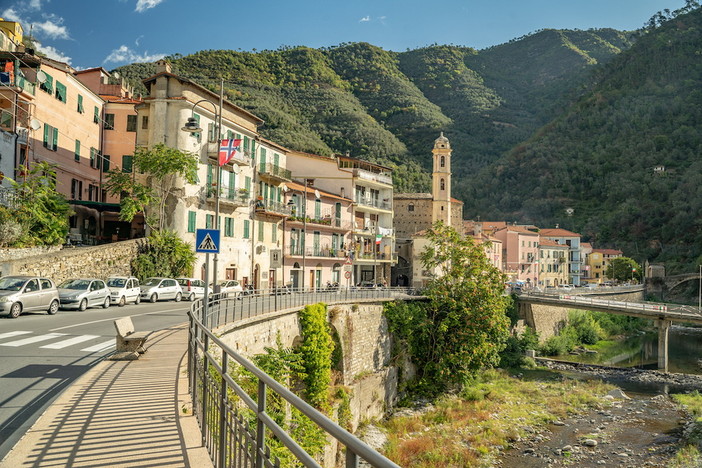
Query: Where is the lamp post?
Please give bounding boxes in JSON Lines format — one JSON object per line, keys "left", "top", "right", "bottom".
{"left": 181, "top": 79, "right": 224, "bottom": 291}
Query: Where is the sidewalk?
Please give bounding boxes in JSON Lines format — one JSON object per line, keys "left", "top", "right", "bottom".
{"left": 0, "top": 324, "right": 213, "bottom": 468}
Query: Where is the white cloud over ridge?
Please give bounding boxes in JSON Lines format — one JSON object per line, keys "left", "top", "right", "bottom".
{"left": 35, "top": 41, "right": 72, "bottom": 64}
{"left": 1, "top": 7, "right": 69, "bottom": 40}
{"left": 135, "top": 0, "right": 165, "bottom": 12}
{"left": 103, "top": 45, "right": 166, "bottom": 65}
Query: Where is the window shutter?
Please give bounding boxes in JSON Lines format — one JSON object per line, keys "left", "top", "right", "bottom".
{"left": 43, "top": 124, "right": 49, "bottom": 147}
{"left": 77, "top": 94, "right": 84, "bottom": 113}
{"left": 75, "top": 140, "right": 80, "bottom": 161}
{"left": 245, "top": 176, "right": 251, "bottom": 191}
{"left": 122, "top": 155, "right": 133, "bottom": 173}
{"left": 55, "top": 81, "right": 67, "bottom": 102}
{"left": 52, "top": 126, "right": 58, "bottom": 150}
{"left": 188, "top": 211, "right": 196, "bottom": 232}
{"left": 93, "top": 106, "right": 99, "bottom": 124}
{"left": 103, "top": 154, "right": 110, "bottom": 172}
{"left": 244, "top": 220, "right": 250, "bottom": 239}
{"left": 207, "top": 164, "right": 213, "bottom": 196}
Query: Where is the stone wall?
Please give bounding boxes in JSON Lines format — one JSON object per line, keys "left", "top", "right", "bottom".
{"left": 1, "top": 239, "right": 140, "bottom": 283}
{"left": 216, "top": 301, "right": 397, "bottom": 431}
{"left": 0, "top": 245, "right": 63, "bottom": 262}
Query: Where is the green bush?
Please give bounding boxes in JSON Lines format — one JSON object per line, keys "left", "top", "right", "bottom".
{"left": 540, "top": 326, "right": 579, "bottom": 356}
{"left": 131, "top": 230, "right": 196, "bottom": 280}
{"left": 498, "top": 327, "right": 540, "bottom": 368}
{"left": 569, "top": 310, "right": 605, "bottom": 345}
{"left": 298, "top": 303, "right": 334, "bottom": 410}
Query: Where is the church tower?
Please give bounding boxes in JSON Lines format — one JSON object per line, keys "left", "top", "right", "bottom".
{"left": 431, "top": 132, "right": 452, "bottom": 226}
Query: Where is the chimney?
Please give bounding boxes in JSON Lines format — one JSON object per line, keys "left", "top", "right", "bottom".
{"left": 155, "top": 60, "right": 172, "bottom": 74}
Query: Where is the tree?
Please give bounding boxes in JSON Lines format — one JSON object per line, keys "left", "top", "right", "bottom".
{"left": 606, "top": 257, "right": 642, "bottom": 282}
{"left": 104, "top": 144, "right": 198, "bottom": 232}
{"left": 130, "top": 230, "right": 196, "bottom": 280}
{"left": 385, "top": 221, "right": 511, "bottom": 395}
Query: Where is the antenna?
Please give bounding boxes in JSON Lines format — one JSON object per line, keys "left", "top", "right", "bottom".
{"left": 36, "top": 70, "right": 47, "bottom": 84}
{"left": 30, "top": 119, "right": 41, "bottom": 131}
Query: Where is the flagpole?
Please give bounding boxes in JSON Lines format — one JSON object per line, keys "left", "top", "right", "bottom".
{"left": 212, "top": 78, "right": 224, "bottom": 291}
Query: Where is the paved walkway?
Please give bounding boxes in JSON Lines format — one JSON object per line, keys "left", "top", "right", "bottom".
{"left": 0, "top": 324, "right": 212, "bottom": 468}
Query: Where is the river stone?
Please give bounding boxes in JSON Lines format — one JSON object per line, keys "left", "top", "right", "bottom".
{"left": 562, "top": 445, "right": 572, "bottom": 452}
{"left": 607, "top": 389, "right": 631, "bottom": 400}
{"left": 583, "top": 439, "right": 598, "bottom": 447}
{"left": 524, "top": 448, "right": 535, "bottom": 454}
{"left": 553, "top": 420, "right": 566, "bottom": 426}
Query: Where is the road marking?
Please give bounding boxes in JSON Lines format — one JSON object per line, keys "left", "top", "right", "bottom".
{"left": 41, "top": 335, "right": 100, "bottom": 350}
{"left": 0, "top": 333, "right": 67, "bottom": 347}
{"left": 49, "top": 307, "right": 189, "bottom": 332}
{"left": 0, "top": 331, "right": 32, "bottom": 340}
{"left": 81, "top": 340, "right": 115, "bottom": 352}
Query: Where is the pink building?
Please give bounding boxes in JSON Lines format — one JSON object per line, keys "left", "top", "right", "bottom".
{"left": 493, "top": 225, "right": 540, "bottom": 286}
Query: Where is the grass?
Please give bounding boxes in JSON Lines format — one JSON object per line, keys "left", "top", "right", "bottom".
{"left": 670, "top": 391, "right": 702, "bottom": 468}
{"left": 381, "top": 368, "right": 614, "bottom": 467}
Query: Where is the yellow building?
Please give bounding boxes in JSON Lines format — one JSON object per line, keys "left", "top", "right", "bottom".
{"left": 538, "top": 238, "right": 569, "bottom": 287}
{"left": 587, "top": 248, "right": 623, "bottom": 283}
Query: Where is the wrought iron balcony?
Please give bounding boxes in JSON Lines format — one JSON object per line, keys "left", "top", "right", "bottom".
{"left": 206, "top": 187, "right": 251, "bottom": 206}
{"left": 258, "top": 163, "right": 291, "bottom": 182}
{"left": 255, "top": 198, "right": 291, "bottom": 217}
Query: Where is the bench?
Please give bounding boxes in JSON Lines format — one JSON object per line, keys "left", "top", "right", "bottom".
{"left": 111, "top": 316, "right": 152, "bottom": 360}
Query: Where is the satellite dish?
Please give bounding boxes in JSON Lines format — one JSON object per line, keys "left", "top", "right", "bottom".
{"left": 36, "top": 70, "right": 47, "bottom": 84}
{"left": 30, "top": 119, "right": 41, "bottom": 131}
{"left": 314, "top": 189, "right": 321, "bottom": 200}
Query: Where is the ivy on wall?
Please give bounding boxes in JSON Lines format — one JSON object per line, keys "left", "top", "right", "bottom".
{"left": 298, "top": 302, "right": 335, "bottom": 410}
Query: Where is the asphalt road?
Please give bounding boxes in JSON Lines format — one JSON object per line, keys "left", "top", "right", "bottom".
{"left": 0, "top": 298, "right": 192, "bottom": 460}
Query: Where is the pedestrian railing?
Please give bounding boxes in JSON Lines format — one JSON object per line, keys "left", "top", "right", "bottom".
{"left": 188, "top": 287, "right": 420, "bottom": 467}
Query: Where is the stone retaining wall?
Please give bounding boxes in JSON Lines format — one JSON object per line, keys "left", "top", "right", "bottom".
{"left": 0, "top": 239, "right": 141, "bottom": 283}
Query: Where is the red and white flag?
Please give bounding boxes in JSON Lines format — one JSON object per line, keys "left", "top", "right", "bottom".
{"left": 218, "top": 139, "right": 242, "bottom": 166}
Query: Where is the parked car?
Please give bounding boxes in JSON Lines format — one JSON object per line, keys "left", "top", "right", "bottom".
{"left": 177, "top": 278, "right": 211, "bottom": 301}
{"left": 0, "top": 276, "right": 60, "bottom": 318}
{"left": 140, "top": 278, "right": 183, "bottom": 303}
{"left": 107, "top": 276, "right": 141, "bottom": 306}
{"left": 218, "top": 280, "right": 243, "bottom": 297}
{"left": 58, "top": 278, "right": 111, "bottom": 310}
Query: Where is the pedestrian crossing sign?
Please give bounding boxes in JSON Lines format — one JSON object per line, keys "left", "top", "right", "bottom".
{"left": 195, "top": 229, "right": 220, "bottom": 253}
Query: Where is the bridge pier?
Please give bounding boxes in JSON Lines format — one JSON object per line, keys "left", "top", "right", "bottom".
{"left": 657, "top": 319, "right": 672, "bottom": 372}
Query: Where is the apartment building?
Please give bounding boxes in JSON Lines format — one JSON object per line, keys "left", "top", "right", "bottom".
{"left": 587, "top": 248, "right": 623, "bottom": 283}
{"left": 539, "top": 228, "right": 584, "bottom": 286}
{"left": 493, "top": 225, "right": 540, "bottom": 286}
{"left": 538, "top": 238, "right": 569, "bottom": 287}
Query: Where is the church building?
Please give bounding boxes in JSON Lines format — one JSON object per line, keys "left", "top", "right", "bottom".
{"left": 392, "top": 133, "right": 464, "bottom": 287}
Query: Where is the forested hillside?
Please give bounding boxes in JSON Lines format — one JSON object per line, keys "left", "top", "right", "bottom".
{"left": 465, "top": 5, "right": 702, "bottom": 268}
{"left": 113, "top": 28, "right": 631, "bottom": 193}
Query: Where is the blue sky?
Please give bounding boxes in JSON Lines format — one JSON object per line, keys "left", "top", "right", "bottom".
{"left": 0, "top": 0, "right": 692, "bottom": 70}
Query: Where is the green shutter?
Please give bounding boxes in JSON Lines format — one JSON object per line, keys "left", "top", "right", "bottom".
{"left": 75, "top": 140, "right": 80, "bottom": 161}
{"left": 122, "top": 155, "right": 133, "bottom": 173}
{"left": 52, "top": 126, "right": 58, "bottom": 151}
{"left": 274, "top": 153, "right": 279, "bottom": 169}
{"left": 245, "top": 176, "right": 251, "bottom": 192}
{"left": 103, "top": 154, "right": 110, "bottom": 172}
{"left": 43, "top": 124, "right": 49, "bottom": 147}
{"left": 243, "top": 220, "right": 250, "bottom": 239}
{"left": 188, "top": 211, "right": 196, "bottom": 232}
{"left": 229, "top": 171, "right": 235, "bottom": 192}
{"left": 207, "top": 164, "right": 214, "bottom": 197}
{"left": 40, "top": 73, "right": 53, "bottom": 94}
{"left": 55, "top": 81, "right": 67, "bottom": 102}
{"left": 272, "top": 223, "right": 277, "bottom": 243}
{"left": 243, "top": 136, "right": 249, "bottom": 151}
{"left": 315, "top": 199, "right": 321, "bottom": 219}
{"left": 206, "top": 214, "right": 213, "bottom": 229}
{"left": 192, "top": 113, "right": 201, "bottom": 139}
{"left": 226, "top": 130, "right": 233, "bottom": 139}
{"left": 94, "top": 106, "right": 99, "bottom": 123}
{"left": 77, "top": 94, "right": 84, "bottom": 113}
{"left": 258, "top": 221, "right": 264, "bottom": 241}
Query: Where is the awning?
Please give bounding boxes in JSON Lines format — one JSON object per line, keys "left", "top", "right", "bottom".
{"left": 69, "top": 200, "right": 122, "bottom": 213}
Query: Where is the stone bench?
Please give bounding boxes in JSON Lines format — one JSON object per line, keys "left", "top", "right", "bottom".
{"left": 111, "top": 316, "right": 152, "bottom": 360}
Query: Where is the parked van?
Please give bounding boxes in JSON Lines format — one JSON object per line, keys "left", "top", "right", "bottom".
{"left": 107, "top": 276, "right": 141, "bottom": 306}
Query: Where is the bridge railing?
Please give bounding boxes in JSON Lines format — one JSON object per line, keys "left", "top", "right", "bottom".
{"left": 187, "top": 287, "right": 419, "bottom": 467}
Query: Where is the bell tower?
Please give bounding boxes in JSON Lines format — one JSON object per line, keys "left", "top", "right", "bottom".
{"left": 432, "top": 132, "right": 451, "bottom": 225}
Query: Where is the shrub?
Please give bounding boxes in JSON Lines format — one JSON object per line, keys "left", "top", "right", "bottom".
{"left": 131, "top": 230, "right": 196, "bottom": 280}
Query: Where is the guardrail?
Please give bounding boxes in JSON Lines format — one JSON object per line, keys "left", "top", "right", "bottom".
{"left": 188, "top": 287, "right": 420, "bottom": 467}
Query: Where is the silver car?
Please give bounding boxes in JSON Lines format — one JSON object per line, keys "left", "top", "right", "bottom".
{"left": 140, "top": 277, "right": 183, "bottom": 303}
{"left": 0, "top": 276, "right": 60, "bottom": 318}
{"left": 58, "top": 278, "right": 111, "bottom": 311}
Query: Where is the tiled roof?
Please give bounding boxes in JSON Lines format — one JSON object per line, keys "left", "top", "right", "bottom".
{"left": 593, "top": 248, "right": 623, "bottom": 256}
{"left": 285, "top": 181, "right": 350, "bottom": 202}
{"left": 539, "top": 228, "right": 581, "bottom": 237}
{"left": 497, "top": 225, "right": 539, "bottom": 235}
{"left": 539, "top": 238, "right": 567, "bottom": 248}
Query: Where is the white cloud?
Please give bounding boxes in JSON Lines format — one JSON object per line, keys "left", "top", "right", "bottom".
{"left": 2, "top": 7, "right": 69, "bottom": 40}
{"left": 1, "top": 8, "right": 22, "bottom": 22}
{"left": 103, "top": 44, "right": 166, "bottom": 65}
{"left": 135, "top": 35, "right": 144, "bottom": 46}
{"left": 28, "top": 0, "right": 44, "bottom": 11}
{"left": 135, "top": 0, "right": 165, "bottom": 12}
{"left": 359, "top": 15, "right": 370, "bottom": 22}
{"left": 35, "top": 41, "right": 72, "bottom": 64}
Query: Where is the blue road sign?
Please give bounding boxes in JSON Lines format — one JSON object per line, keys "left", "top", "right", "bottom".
{"left": 195, "top": 229, "right": 220, "bottom": 253}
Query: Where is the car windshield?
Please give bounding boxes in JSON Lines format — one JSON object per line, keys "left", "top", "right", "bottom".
{"left": 177, "top": 279, "right": 188, "bottom": 286}
{"left": 143, "top": 278, "right": 161, "bottom": 286}
{"left": 0, "top": 277, "right": 27, "bottom": 291}
{"left": 59, "top": 279, "right": 91, "bottom": 290}
{"left": 107, "top": 278, "right": 126, "bottom": 287}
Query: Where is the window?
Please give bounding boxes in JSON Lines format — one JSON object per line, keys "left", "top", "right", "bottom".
{"left": 71, "top": 179, "right": 83, "bottom": 200}
{"left": 271, "top": 223, "right": 277, "bottom": 243}
{"left": 258, "top": 221, "right": 264, "bottom": 242}
{"left": 39, "top": 72, "right": 53, "bottom": 94}
{"left": 55, "top": 81, "right": 66, "bottom": 103}
{"left": 208, "top": 122, "right": 216, "bottom": 142}
{"left": 205, "top": 214, "right": 214, "bottom": 229}
{"left": 43, "top": 124, "right": 58, "bottom": 151}
{"left": 243, "top": 219, "right": 250, "bottom": 239}
{"left": 90, "top": 148, "right": 100, "bottom": 169}
{"left": 104, "top": 113, "right": 115, "bottom": 130}
{"left": 74, "top": 140, "right": 80, "bottom": 162}
{"left": 315, "top": 199, "right": 321, "bottom": 219}
{"left": 77, "top": 94, "right": 84, "bottom": 113}
{"left": 93, "top": 106, "right": 100, "bottom": 124}
{"left": 224, "top": 217, "right": 234, "bottom": 237}
{"left": 440, "top": 155, "right": 445, "bottom": 168}
{"left": 408, "top": 203, "right": 414, "bottom": 212}
{"left": 126, "top": 115, "right": 137, "bottom": 132}
{"left": 88, "top": 184, "right": 99, "bottom": 201}
{"left": 187, "top": 211, "right": 196, "bottom": 233}
{"left": 440, "top": 178, "right": 445, "bottom": 190}
{"left": 141, "top": 115, "right": 149, "bottom": 129}
{"left": 122, "top": 155, "right": 133, "bottom": 173}
{"left": 102, "top": 154, "right": 110, "bottom": 172}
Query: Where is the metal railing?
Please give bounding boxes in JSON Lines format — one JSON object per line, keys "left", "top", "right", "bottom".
{"left": 188, "top": 287, "right": 419, "bottom": 467}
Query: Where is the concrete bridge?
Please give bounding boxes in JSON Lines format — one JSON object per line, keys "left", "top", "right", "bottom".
{"left": 518, "top": 287, "right": 702, "bottom": 372}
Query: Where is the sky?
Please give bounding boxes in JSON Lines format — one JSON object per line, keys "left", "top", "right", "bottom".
{"left": 0, "top": 0, "right": 693, "bottom": 70}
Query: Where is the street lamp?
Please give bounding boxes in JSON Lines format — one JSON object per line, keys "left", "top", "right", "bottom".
{"left": 181, "top": 79, "right": 225, "bottom": 293}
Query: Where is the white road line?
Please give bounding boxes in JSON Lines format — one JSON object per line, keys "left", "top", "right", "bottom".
{"left": 49, "top": 307, "right": 188, "bottom": 332}
{"left": 41, "top": 335, "right": 100, "bottom": 350}
{"left": 81, "top": 340, "right": 115, "bottom": 353}
{"left": 0, "top": 333, "right": 67, "bottom": 347}
{"left": 0, "top": 331, "right": 32, "bottom": 340}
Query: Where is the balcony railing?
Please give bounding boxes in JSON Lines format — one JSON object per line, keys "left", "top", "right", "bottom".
{"left": 255, "top": 198, "right": 291, "bottom": 216}
{"left": 355, "top": 196, "right": 392, "bottom": 211}
{"left": 258, "top": 163, "right": 291, "bottom": 181}
{"left": 354, "top": 168, "right": 393, "bottom": 185}
{"left": 288, "top": 246, "right": 348, "bottom": 258}
{"left": 206, "top": 187, "right": 251, "bottom": 206}
{"left": 287, "top": 215, "right": 352, "bottom": 230}
{"left": 0, "top": 74, "right": 36, "bottom": 96}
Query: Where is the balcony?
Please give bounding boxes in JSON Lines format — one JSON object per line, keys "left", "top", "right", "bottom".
{"left": 288, "top": 246, "right": 348, "bottom": 259}
{"left": 255, "top": 198, "right": 291, "bottom": 217}
{"left": 207, "top": 187, "right": 251, "bottom": 207}
{"left": 355, "top": 195, "right": 392, "bottom": 212}
{"left": 353, "top": 168, "right": 392, "bottom": 186}
{"left": 353, "top": 223, "right": 394, "bottom": 238}
{"left": 353, "top": 252, "right": 398, "bottom": 263}
{"left": 258, "top": 163, "right": 291, "bottom": 183}
{"left": 286, "top": 215, "right": 352, "bottom": 231}
{"left": 0, "top": 73, "right": 36, "bottom": 97}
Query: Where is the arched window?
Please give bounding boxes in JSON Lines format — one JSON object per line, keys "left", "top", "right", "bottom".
{"left": 440, "top": 156, "right": 445, "bottom": 168}
{"left": 440, "top": 178, "right": 445, "bottom": 190}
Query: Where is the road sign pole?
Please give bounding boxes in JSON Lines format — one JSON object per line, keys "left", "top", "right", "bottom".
{"left": 203, "top": 252, "right": 210, "bottom": 328}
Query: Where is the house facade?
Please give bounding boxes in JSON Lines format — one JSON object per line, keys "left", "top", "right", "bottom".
{"left": 538, "top": 238, "right": 569, "bottom": 287}
{"left": 587, "top": 248, "right": 623, "bottom": 283}
{"left": 539, "top": 228, "right": 583, "bottom": 286}
{"left": 493, "top": 225, "right": 540, "bottom": 287}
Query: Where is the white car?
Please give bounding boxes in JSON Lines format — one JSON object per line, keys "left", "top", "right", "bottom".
{"left": 107, "top": 276, "right": 141, "bottom": 306}
{"left": 218, "top": 280, "right": 243, "bottom": 297}
{"left": 177, "top": 278, "right": 211, "bottom": 301}
{"left": 140, "top": 278, "right": 183, "bottom": 303}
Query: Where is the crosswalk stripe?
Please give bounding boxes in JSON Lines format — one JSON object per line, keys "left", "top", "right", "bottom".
{"left": 41, "top": 335, "right": 100, "bottom": 350}
{"left": 81, "top": 340, "right": 115, "bottom": 352}
{"left": 0, "top": 333, "right": 67, "bottom": 347}
{"left": 0, "top": 331, "right": 32, "bottom": 340}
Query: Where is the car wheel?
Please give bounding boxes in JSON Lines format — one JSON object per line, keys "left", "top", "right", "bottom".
{"left": 174, "top": 292, "right": 182, "bottom": 302}
{"left": 188, "top": 293, "right": 195, "bottom": 302}
{"left": 48, "top": 300, "right": 59, "bottom": 315}
{"left": 103, "top": 297, "right": 110, "bottom": 309}
{"left": 9, "top": 302, "right": 21, "bottom": 318}
{"left": 150, "top": 293, "right": 157, "bottom": 303}
{"left": 135, "top": 295, "right": 141, "bottom": 305}
{"left": 118, "top": 296, "right": 126, "bottom": 307}
{"left": 79, "top": 299, "right": 88, "bottom": 311}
